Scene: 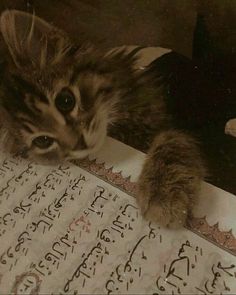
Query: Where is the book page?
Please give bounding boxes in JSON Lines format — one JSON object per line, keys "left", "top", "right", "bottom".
{"left": 0, "top": 137, "right": 236, "bottom": 294}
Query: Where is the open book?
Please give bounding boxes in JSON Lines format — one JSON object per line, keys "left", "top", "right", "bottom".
{"left": 0, "top": 136, "right": 236, "bottom": 294}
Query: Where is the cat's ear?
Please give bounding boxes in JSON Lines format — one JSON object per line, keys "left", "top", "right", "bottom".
{"left": 0, "top": 10, "right": 72, "bottom": 69}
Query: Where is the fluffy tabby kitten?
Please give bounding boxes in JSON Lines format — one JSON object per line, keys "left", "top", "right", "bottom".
{"left": 0, "top": 10, "right": 205, "bottom": 228}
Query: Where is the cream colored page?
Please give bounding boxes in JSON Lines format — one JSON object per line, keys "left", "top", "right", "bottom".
{"left": 0, "top": 137, "right": 236, "bottom": 294}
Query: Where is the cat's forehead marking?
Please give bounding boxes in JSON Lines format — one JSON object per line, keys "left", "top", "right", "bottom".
{"left": 51, "top": 78, "right": 71, "bottom": 97}
{"left": 33, "top": 100, "right": 66, "bottom": 126}
{"left": 78, "top": 72, "right": 110, "bottom": 93}
{"left": 70, "top": 85, "right": 81, "bottom": 118}
{"left": 33, "top": 78, "right": 72, "bottom": 127}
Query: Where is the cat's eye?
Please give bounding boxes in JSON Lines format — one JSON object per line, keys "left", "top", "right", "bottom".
{"left": 32, "top": 136, "right": 54, "bottom": 149}
{"left": 55, "top": 88, "right": 76, "bottom": 113}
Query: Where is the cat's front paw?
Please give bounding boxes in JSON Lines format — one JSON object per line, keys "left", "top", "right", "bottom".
{"left": 136, "top": 130, "right": 205, "bottom": 228}
{"left": 136, "top": 181, "right": 189, "bottom": 228}
{"left": 137, "top": 133, "right": 205, "bottom": 228}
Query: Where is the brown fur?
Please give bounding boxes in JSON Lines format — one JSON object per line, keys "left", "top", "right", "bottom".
{"left": 136, "top": 130, "right": 205, "bottom": 228}
{"left": 0, "top": 10, "right": 206, "bottom": 228}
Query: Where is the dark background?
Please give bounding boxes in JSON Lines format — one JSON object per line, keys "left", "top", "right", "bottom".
{"left": 0, "top": 0, "right": 235, "bottom": 194}
{"left": 1, "top": 0, "right": 236, "bottom": 59}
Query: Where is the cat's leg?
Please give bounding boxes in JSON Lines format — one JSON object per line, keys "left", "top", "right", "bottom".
{"left": 136, "top": 130, "right": 206, "bottom": 228}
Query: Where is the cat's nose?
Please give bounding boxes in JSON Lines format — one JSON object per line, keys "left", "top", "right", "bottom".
{"left": 72, "top": 134, "right": 87, "bottom": 151}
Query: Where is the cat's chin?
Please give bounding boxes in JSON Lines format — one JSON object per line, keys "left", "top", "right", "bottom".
{"left": 66, "top": 147, "right": 99, "bottom": 160}
{"left": 66, "top": 133, "right": 107, "bottom": 160}
{"left": 66, "top": 149, "right": 91, "bottom": 160}
{"left": 66, "top": 140, "right": 106, "bottom": 160}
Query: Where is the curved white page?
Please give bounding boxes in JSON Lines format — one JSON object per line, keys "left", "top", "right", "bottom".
{"left": 0, "top": 136, "right": 236, "bottom": 294}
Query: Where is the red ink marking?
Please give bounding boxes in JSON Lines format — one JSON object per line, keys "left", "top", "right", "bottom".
{"left": 11, "top": 272, "right": 41, "bottom": 295}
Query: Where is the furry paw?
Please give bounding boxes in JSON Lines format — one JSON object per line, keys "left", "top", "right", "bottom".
{"left": 136, "top": 130, "right": 205, "bottom": 228}
{"left": 136, "top": 185, "right": 190, "bottom": 228}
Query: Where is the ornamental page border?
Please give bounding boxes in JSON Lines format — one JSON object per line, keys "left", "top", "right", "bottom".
{"left": 73, "top": 158, "right": 236, "bottom": 257}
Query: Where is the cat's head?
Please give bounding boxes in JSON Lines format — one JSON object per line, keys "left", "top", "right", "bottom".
{"left": 0, "top": 10, "right": 127, "bottom": 163}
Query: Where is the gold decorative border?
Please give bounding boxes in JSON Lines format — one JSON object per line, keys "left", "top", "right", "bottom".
{"left": 74, "top": 158, "right": 137, "bottom": 195}
{"left": 74, "top": 157, "right": 236, "bottom": 256}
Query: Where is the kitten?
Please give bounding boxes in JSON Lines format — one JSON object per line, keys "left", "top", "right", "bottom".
{"left": 0, "top": 10, "right": 205, "bottom": 228}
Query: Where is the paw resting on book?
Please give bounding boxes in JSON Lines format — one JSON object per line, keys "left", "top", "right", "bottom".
{"left": 136, "top": 130, "right": 206, "bottom": 228}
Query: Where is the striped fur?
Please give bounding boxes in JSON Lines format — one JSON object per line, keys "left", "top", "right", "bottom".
{"left": 0, "top": 10, "right": 130, "bottom": 163}
{"left": 0, "top": 10, "right": 206, "bottom": 228}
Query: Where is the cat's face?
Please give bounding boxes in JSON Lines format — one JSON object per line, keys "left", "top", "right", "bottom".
{"left": 2, "top": 68, "right": 117, "bottom": 164}
{"left": 0, "top": 10, "right": 120, "bottom": 163}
